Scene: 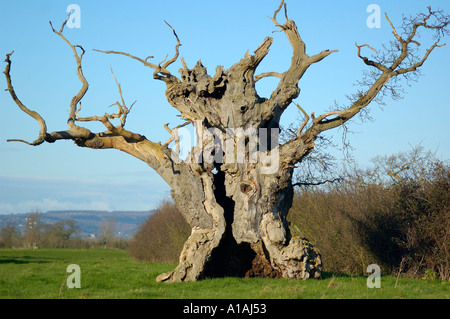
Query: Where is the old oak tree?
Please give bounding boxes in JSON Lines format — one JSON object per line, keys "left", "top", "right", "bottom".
{"left": 4, "top": 2, "right": 449, "bottom": 281}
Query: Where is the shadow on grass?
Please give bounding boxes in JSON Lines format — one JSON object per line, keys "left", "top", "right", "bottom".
{"left": 0, "top": 255, "right": 57, "bottom": 264}
{"left": 320, "top": 272, "right": 364, "bottom": 279}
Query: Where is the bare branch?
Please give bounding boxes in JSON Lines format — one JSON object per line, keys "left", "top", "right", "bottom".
{"left": 355, "top": 42, "right": 390, "bottom": 72}
{"left": 385, "top": 13, "right": 403, "bottom": 42}
{"left": 254, "top": 71, "right": 284, "bottom": 82}
{"left": 93, "top": 21, "right": 183, "bottom": 85}
{"left": 308, "top": 49, "right": 339, "bottom": 64}
{"left": 4, "top": 51, "right": 97, "bottom": 147}
{"left": 273, "top": 0, "right": 285, "bottom": 20}
{"left": 162, "top": 121, "right": 191, "bottom": 148}
{"left": 393, "top": 40, "right": 446, "bottom": 75}
{"left": 3, "top": 51, "right": 48, "bottom": 146}
{"left": 94, "top": 49, "right": 158, "bottom": 69}
{"left": 304, "top": 72, "right": 392, "bottom": 137}
{"left": 266, "top": 1, "right": 338, "bottom": 113}
{"left": 162, "top": 21, "right": 181, "bottom": 70}
{"left": 389, "top": 8, "right": 449, "bottom": 71}
{"left": 293, "top": 177, "right": 342, "bottom": 188}
{"left": 5, "top": 18, "right": 170, "bottom": 168}
{"left": 293, "top": 102, "right": 309, "bottom": 136}
{"left": 269, "top": 0, "right": 286, "bottom": 29}
{"left": 406, "top": 7, "right": 449, "bottom": 43}
{"left": 110, "top": 66, "right": 125, "bottom": 106}
{"left": 313, "top": 109, "right": 352, "bottom": 124}
{"left": 356, "top": 43, "right": 378, "bottom": 55}
{"left": 300, "top": 7, "right": 449, "bottom": 147}
{"left": 49, "top": 17, "right": 88, "bottom": 130}
{"left": 180, "top": 56, "right": 189, "bottom": 73}
{"left": 93, "top": 49, "right": 175, "bottom": 83}
{"left": 75, "top": 67, "right": 139, "bottom": 137}
{"left": 107, "top": 66, "right": 135, "bottom": 127}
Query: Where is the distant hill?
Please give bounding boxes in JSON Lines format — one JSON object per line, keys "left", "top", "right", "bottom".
{"left": 0, "top": 210, "right": 154, "bottom": 239}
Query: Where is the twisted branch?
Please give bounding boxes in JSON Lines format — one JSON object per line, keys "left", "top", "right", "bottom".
{"left": 283, "top": 5, "right": 449, "bottom": 167}
{"left": 162, "top": 121, "right": 191, "bottom": 148}
{"left": 293, "top": 102, "right": 309, "bottom": 136}
{"left": 49, "top": 16, "right": 88, "bottom": 129}
{"left": 254, "top": 71, "right": 284, "bottom": 82}
{"left": 76, "top": 66, "right": 136, "bottom": 129}
{"left": 4, "top": 17, "right": 169, "bottom": 165}
{"left": 93, "top": 21, "right": 182, "bottom": 85}
{"left": 267, "top": 0, "right": 338, "bottom": 112}
{"left": 162, "top": 21, "right": 181, "bottom": 70}
{"left": 4, "top": 51, "right": 48, "bottom": 146}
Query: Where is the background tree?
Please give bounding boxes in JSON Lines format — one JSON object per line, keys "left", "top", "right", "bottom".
{"left": 23, "top": 211, "right": 42, "bottom": 248}
{"left": 0, "top": 222, "right": 21, "bottom": 248}
{"left": 4, "top": 2, "right": 449, "bottom": 281}
{"left": 40, "top": 219, "right": 81, "bottom": 248}
{"left": 98, "top": 217, "right": 117, "bottom": 247}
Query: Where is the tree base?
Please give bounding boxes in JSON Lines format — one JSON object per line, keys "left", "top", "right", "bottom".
{"left": 156, "top": 233, "right": 322, "bottom": 282}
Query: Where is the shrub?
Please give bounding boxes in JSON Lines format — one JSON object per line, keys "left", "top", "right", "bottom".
{"left": 288, "top": 154, "right": 449, "bottom": 280}
{"left": 288, "top": 183, "right": 389, "bottom": 275}
{"left": 128, "top": 200, "right": 191, "bottom": 263}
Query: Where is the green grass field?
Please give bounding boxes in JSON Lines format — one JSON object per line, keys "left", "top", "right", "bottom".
{"left": 0, "top": 248, "right": 448, "bottom": 299}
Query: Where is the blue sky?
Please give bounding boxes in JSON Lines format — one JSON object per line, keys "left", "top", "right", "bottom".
{"left": 0, "top": 0, "right": 449, "bottom": 214}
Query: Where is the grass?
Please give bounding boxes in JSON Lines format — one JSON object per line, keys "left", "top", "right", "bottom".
{"left": 0, "top": 248, "right": 448, "bottom": 299}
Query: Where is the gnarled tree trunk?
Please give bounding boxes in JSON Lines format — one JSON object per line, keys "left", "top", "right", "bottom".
{"left": 153, "top": 31, "right": 327, "bottom": 281}
{"left": 157, "top": 159, "right": 322, "bottom": 282}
